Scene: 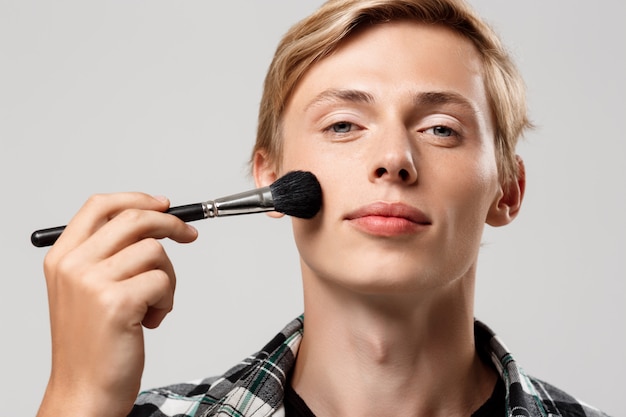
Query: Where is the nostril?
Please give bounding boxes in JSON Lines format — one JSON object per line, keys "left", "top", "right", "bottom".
{"left": 374, "top": 167, "right": 415, "bottom": 182}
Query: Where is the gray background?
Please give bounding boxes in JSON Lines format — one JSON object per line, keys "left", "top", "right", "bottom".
{"left": 1, "top": 1, "right": 624, "bottom": 416}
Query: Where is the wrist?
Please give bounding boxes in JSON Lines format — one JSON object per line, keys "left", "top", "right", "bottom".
{"left": 37, "top": 378, "right": 134, "bottom": 417}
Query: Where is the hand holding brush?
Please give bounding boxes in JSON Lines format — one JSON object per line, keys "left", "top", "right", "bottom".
{"left": 35, "top": 171, "right": 321, "bottom": 415}
{"left": 31, "top": 170, "right": 322, "bottom": 247}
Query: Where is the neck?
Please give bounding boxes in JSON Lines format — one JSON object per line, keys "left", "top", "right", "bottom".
{"left": 291, "top": 266, "right": 496, "bottom": 417}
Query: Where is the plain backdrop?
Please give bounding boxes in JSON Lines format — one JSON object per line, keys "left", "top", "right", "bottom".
{"left": 1, "top": 1, "right": 624, "bottom": 416}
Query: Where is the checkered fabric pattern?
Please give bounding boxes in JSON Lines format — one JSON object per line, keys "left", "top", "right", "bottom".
{"left": 129, "top": 317, "right": 609, "bottom": 417}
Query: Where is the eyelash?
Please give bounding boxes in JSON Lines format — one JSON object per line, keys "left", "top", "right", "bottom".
{"left": 322, "top": 121, "right": 362, "bottom": 140}
{"left": 325, "top": 121, "right": 356, "bottom": 133}
{"left": 422, "top": 125, "right": 459, "bottom": 138}
{"left": 322, "top": 120, "right": 462, "bottom": 143}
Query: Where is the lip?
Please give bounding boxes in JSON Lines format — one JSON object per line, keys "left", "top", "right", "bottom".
{"left": 344, "top": 202, "right": 432, "bottom": 237}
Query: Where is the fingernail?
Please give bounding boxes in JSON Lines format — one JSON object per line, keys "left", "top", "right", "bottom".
{"left": 153, "top": 195, "right": 168, "bottom": 203}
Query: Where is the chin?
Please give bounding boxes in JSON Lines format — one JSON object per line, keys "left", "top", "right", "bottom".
{"left": 334, "top": 267, "right": 447, "bottom": 297}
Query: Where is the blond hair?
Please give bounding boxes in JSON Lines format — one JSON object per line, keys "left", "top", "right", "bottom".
{"left": 253, "top": 0, "right": 531, "bottom": 185}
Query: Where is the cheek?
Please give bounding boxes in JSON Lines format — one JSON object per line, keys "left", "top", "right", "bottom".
{"left": 441, "top": 153, "right": 500, "bottom": 227}
{"left": 279, "top": 134, "right": 321, "bottom": 174}
{"left": 280, "top": 135, "right": 359, "bottom": 194}
{"left": 286, "top": 164, "right": 357, "bottom": 280}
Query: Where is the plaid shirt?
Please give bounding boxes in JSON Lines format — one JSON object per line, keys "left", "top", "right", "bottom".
{"left": 130, "top": 317, "right": 609, "bottom": 417}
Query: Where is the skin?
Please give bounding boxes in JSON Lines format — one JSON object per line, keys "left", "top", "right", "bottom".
{"left": 37, "top": 20, "right": 524, "bottom": 417}
{"left": 254, "top": 21, "right": 524, "bottom": 416}
{"left": 37, "top": 194, "right": 197, "bottom": 417}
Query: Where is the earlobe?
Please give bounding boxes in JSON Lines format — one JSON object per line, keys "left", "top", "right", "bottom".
{"left": 253, "top": 150, "right": 284, "bottom": 219}
{"left": 486, "top": 156, "right": 526, "bottom": 227}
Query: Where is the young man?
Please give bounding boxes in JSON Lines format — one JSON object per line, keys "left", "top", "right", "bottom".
{"left": 37, "top": 1, "right": 609, "bottom": 416}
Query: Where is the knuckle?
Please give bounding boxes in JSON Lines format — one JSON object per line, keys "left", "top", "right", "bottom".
{"left": 42, "top": 251, "right": 58, "bottom": 277}
{"left": 84, "top": 193, "right": 109, "bottom": 210}
{"left": 141, "top": 237, "right": 166, "bottom": 258}
{"left": 96, "top": 286, "right": 128, "bottom": 315}
{"left": 117, "top": 208, "right": 144, "bottom": 223}
{"left": 44, "top": 251, "right": 100, "bottom": 298}
{"left": 55, "top": 253, "right": 78, "bottom": 278}
{"left": 151, "top": 270, "right": 176, "bottom": 311}
{"left": 151, "top": 269, "right": 173, "bottom": 292}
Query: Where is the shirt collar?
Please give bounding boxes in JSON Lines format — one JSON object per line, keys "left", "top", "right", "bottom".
{"left": 205, "top": 317, "right": 557, "bottom": 417}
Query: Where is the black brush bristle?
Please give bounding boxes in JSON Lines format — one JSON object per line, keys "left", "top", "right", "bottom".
{"left": 270, "top": 171, "right": 322, "bottom": 219}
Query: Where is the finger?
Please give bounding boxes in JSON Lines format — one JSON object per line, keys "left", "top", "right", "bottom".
{"left": 95, "top": 238, "right": 177, "bottom": 290}
{"left": 115, "top": 268, "right": 177, "bottom": 329}
{"left": 50, "top": 193, "right": 171, "bottom": 256}
{"left": 71, "top": 208, "right": 197, "bottom": 264}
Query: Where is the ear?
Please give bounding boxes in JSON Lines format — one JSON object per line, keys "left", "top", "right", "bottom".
{"left": 486, "top": 155, "right": 526, "bottom": 227}
{"left": 253, "top": 150, "right": 284, "bottom": 219}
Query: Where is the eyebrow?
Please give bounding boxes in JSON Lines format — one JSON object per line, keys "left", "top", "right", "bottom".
{"left": 305, "top": 88, "right": 478, "bottom": 115}
{"left": 305, "top": 88, "right": 375, "bottom": 111}
{"left": 414, "top": 91, "right": 478, "bottom": 114}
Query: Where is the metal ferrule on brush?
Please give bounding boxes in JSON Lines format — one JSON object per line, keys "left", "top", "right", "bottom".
{"left": 30, "top": 170, "right": 321, "bottom": 247}
{"left": 202, "top": 187, "right": 274, "bottom": 218}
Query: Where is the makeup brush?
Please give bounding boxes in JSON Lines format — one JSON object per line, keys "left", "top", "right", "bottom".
{"left": 31, "top": 170, "right": 322, "bottom": 248}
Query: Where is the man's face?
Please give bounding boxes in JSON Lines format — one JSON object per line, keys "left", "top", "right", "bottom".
{"left": 277, "top": 21, "right": 506, "bottom": 295}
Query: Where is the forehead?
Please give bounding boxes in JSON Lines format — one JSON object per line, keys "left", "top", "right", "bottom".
{"left": 285, "top": 20, "right": 489, "bottom": 119}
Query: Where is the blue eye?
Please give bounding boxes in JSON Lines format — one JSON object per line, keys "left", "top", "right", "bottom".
{"left": 331, "top": 122, "right": 353, "bottom": 133}
{"left": 427, "top": 125, "right": 455, "bottom": 137}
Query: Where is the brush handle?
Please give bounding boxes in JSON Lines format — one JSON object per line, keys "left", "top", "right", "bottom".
{"left": 30, "top": 171, "right": 319, "bottom": 247}
{"left": 30, "top": 226, "right": 67, "bottom": 248}
{"left": 165, "top": 203, "right": 206, "bottom": 222}
{"left": 31, "top": 203, "right": 206, "bottom": 248}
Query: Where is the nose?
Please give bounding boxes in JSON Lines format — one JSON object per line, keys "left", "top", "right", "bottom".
{"left": 369, "top": 129, "right": 418, "bottom": 185}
